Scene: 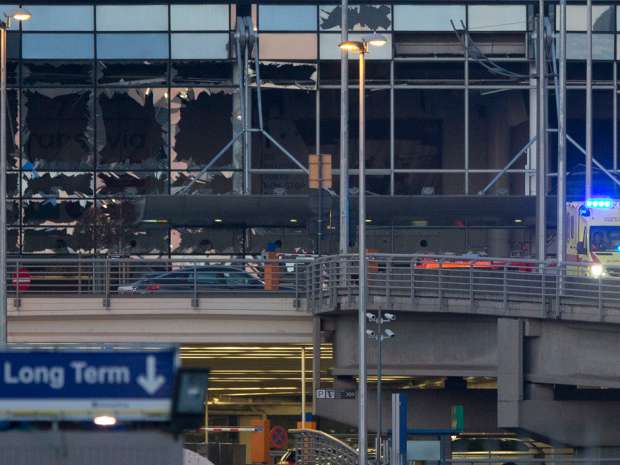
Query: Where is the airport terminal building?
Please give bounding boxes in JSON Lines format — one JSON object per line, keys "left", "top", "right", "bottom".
{"left": 3, "top": 0, "right": 616, "bottom": 257}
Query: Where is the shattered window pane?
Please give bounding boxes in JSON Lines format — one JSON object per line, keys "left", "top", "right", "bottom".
{"left": 171, "top": 61, "right": 233, "bottom": 86}
{"left": 22, "top": 227, "right": 93, "bottom": 254}
{"left": 259, "top": 62, "right": 317, "bottom": 87}
{"left": 23, "top": 5, "right": 94, "bottom": 31}
{"left": 23, "top": 33, "right": 94, "bottom": 59}
{"left": 94, "top": 200, "right": 168, "bottom": 255}
{"left": 171, "top": 33, "right": 229, "bottom": 60}
{"left": 7, "top": 172, "right": 18, "bottom": 198}
{"left": 171, "top": 88, "right": 234, "bottom": 170}
{"left": 468, "top": 5, "right": 527, "bottom": 32}
{"left": 319, "top": 4, "right": 392, "bottom": 31}
{"left": 97, "top": 61, "right": 168, "bottom": 87}
{"left": 97, "top": 171, "right": 168, "bottom": 197}
{"left": 96, "top": 33, "right": 168, "bottom": 60}
{"left": 7, "top": 200, "right": 18, "bottom": 225}
{"left": 171, "top": 171, "right": 236, "bottom": 195}
{"left": 171, "top": 5, "right": 229, "bottom": 31}
{"left": 23, "top": 61, "right": 94, "bottom": 86}
{"left": 97, "top": 88, "right": 169, "bottom": 169}
{"left": 251, "top": 174, "right": 308, "bottom": 195}
{"left": 259, "top": 34, "right": 317, "bottom": 60}
{"left": 7, "top": 229, "right": 18, "bottom": 254}
{"left": 259, "top": 5, "right": 317, "bottom": 31}
{"left": 23, "top": 172, "right": 93, "bottom": 198}
{"left": 23, "top": 199, "right": 93, "bottom": 226}
{"left": 171, "top": 227, "right": 244, "bottom": 255}
{"left": 5, "top": 90, "right": 18, "bottom": 169}
{"left": 22, "top": 88, "right": 94, "bottom": 170}
{"left": 97, "top": 5, "right": 168, "bottom": 31}
{"left": 251, "top": 89, "right": 314, "bottom": 169}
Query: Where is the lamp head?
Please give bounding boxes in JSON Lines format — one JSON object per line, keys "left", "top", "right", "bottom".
{"left": 365, "top": 33, "right": 387, "bottom": 48}
{"left": 383, "top": 329, "right": 395, "bottom": 339}
{"left": 366, "top": 329, "right": 376, "bottom": 338}
{"left": 7, "top": 8, "right": 32, "bottom": 22}
{"left": 339, "top": 40, "right": 364, "bottom": 52}
{"left": 366, "top": 312, "right": 377, "bottom": 322}
{"left": 383, "top": 313, "right": 396, "bottom": 322}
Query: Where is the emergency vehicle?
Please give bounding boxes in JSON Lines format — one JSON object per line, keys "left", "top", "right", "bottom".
{"left": 567, "top": 198, "right": 620, "bottom": 277}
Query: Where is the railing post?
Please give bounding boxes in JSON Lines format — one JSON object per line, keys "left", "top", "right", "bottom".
{"left": 78, "top": 254, "right": 82, "bottom": 295}
{"left": 192, "top": 263, "right": 198, "bottom": 308}
{"left": 438, "top": 259, "right": 443, "bottom": 309}
{"left": 103, "top": 257, "right": 111, "bottom": 308}
{"left": 469, "top": 262, "right": 474, "bottom": 309}
{"left": 541, "top": 261, "right": 546, "bottom": 317}
{"left": 386, "top": 256, "right": 392, "bottom": 305}
{"left": 14, "top": 259, "right": 20, "bottom": 308}
{"left": 502, "top": 262, "right": 508, "bottom": 312}
{"left": 410, "top": 258, "right": 416, "bottom": 305}
{"left": 598, "top": 274, "right": 604, "bottom": 321}
{"left": 294, "top": 262, "right": 300, "bottom": 308}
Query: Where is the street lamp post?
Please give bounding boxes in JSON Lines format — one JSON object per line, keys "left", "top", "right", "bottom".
{"left": 339, "top": 34, "right": 386, "bottom": 465}
{"left": 0, "top": 8, "right": 31, "bottom": 345}
{"left": 366, "top": 311, "right": 396, "bottom": 465}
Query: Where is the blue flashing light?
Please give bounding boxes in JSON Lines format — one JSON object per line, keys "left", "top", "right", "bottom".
{"left": 586, "top": 198, "right": 613, "bottom": 209}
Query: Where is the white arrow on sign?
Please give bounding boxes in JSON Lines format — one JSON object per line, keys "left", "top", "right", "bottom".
{"left": 137, "top": 355, "right": 166, "bottom": 395}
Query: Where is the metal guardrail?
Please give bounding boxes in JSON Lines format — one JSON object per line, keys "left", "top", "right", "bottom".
{"left": 306, "top": 254, "right": 620, "bottom": 323}
{"left": 290, "top": 429, "right": 359, "bottom": 465}
{"left": 5, "top": 256, "right": 310, "bottom": 308}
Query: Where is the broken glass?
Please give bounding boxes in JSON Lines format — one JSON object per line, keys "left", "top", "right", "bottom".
{"left": 251, "top": 173, "right": 308, "bottom": 195}
{"left": 22, "top": 227, "right": 93, "bottom": 254}
{"left": 7, "top": 172, "right": 18, "bottom": 198}
{"left": 251, "top": 88, "right": 314, "bottom": 169}
{"left": 7, "top": 200, "right": 17, "bottom": 225}
{"left": 97, "top": 171, "right": 168, "bottom": 197}
{"left": 22, "top": 88, "right": 94, "bottom": 170}
{"left": 22, "top": 172, "right": 93, "bottom": 198}
{"left": 171, "top": 171, "right": 235, "bottom": 195}
{"left": 171, "top": 60, "right": 233, "bottom": 86}
{"left": 171, "top": 227, "right": 244, "bottom": 255}
{"left": 319, "top": 4, "right": 391, "bottom": 31}
{"left": 4, "top": 89, "right": 18, "bottom": 169}
{"left": 96, "top": 88, "right": 168, "bottom": 169}
{"left": 23, "top": 61, "right": 94, "bottom": 86}
{"left": 97, "top": 61, "right": 168, "bottom": 87}
{"left": 258, "top": 62, "right": 317, "bottom": 87}
{"left": 170, "top": 88, "right": 234, "bottom": 170}
{"left": 23, "top": 199, "right": 93, "bottom": 226}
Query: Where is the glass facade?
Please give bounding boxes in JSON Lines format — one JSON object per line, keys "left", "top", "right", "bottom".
{"left": 2, "top": 2, "right": 617, "bottom": 256}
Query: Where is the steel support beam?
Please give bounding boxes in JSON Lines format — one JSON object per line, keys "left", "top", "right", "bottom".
{"left": 536, "top": 0, "right": 547, "bottom": 261}
{"left": 586, "top": 0, "right": 593, "bottom": 199}
{"left": 339, "top": 0, "right": 349, "bottom": 254}
{"left": 557, "top": 0, "right": 567, "bottom": 265}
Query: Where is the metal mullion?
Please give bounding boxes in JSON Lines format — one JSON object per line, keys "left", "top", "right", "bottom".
{"left": 390, "top": 59, "right": 394, "bottom": 196}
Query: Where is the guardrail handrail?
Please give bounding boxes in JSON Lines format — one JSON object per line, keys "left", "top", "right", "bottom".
{"left": 289, "top": 428, "right": 358, "bottom": 465}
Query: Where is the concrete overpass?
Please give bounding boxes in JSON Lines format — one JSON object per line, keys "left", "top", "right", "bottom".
{"left": 8, "top": 254, "right": 620, "bottom": 448}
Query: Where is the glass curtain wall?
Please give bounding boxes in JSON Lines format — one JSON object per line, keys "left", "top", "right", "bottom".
{"left": 3, "top": 2, "right": 618, "bottom": 256}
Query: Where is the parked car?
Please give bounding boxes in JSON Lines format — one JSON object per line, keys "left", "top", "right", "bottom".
{"left": 451, "top": 434, "right": 545, "bottom": 465}
{"left": 117, "top": 265, "right": 265, "bottom": 294}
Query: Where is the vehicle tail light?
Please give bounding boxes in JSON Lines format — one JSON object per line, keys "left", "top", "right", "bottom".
{"left": 146, "top": 283, "right": 161, "bottom": 291}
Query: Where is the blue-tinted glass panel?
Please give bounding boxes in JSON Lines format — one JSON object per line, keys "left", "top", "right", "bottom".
{"left": 394, "top": 5, "right": 465, "bottom": 31}
{"left": 468, "top": 5, "right": 527, "bottom": 32}
{"left": 23, "top": 33, "right": 94, "bottom": 59}
{"left": 97, "top": 34, "right": 168, "bottom": 59}
{"left": 259, "top": 5, "right": 317, "bottom": 31}
{"left": 96, "top": 5, "right": 168, "bottom": 31}
{"left": 320, "top": 4, "right": 391, "bottom": 31}
{"left": 171, "top": 33, "right": 229, "bottom": 59}
{"left": 23, "top": 5, "right": 93, "bottom": 31}
{"left": 567, "top": 34, "right": 614, "bottom": 60}
{"left": 171, "top": 5, "right": 229, "bottom": 31}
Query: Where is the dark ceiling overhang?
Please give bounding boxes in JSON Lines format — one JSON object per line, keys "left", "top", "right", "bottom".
{"left": 137, "top": 195, "right": 561, "bottom": 228}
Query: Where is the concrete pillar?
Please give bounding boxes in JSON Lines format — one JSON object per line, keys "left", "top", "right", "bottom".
{"left": 497, "top": 318, "right": 524, "bottom": 428}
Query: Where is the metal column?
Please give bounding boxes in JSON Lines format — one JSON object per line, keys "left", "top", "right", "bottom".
{"left": 536, "top": 0, "right": 547, "bottom": 261}
{"left": 339, "top": 0, "right": 349, "bottom": 254}
{"left": 0, "top": 24, "right": 6, "bottom": 344}
{"left": 586, "top": 0, "right": 593, "bottom": 199}
{"left": 557, "top": 0, "right": 567, "bottom": 264}
{"left": 312, "top": 317, "right": 321, "bottom": 417}
{"left": 357, "top": 48, "right": 368, "bottom": 465}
